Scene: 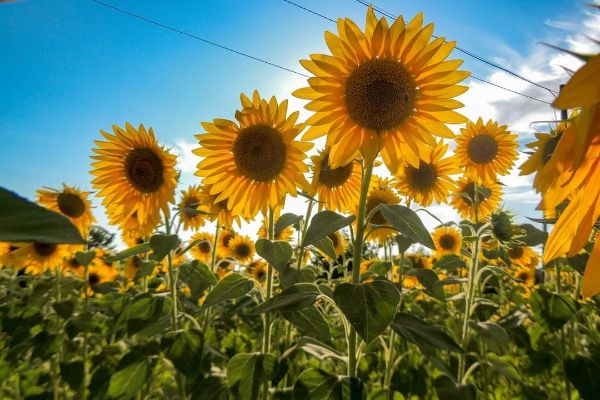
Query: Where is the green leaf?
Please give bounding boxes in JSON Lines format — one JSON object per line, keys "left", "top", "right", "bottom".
{"left": 530, "top": 289, "right": 577, "bottom": 332}
{"left": 60, "top": 361, "right": 84, "bottom": 390}
{"left": 179, "top": 260, "right": 217, "bottom": 300}
{"left": 275, "top": 213, "right": 302, "bottom": 236}
{"left": 564, "top": 356, "right": 600, "bottom": 400}
{"left": 227, "top": 353, "right": 278, "bottom": 400}
{"left": 149, "top": 234, "right": 179, "bottom": 262}
{"left": 255, "top": 239, "right": 293, "bottom": 270}
{"left": 0, "top": 187, "right": 85, "bottom": 244}
{"left": 204, "top": 273, "right": 254, "bottom": 306}
{"left": 520, "top": 223, "right": 547, "bottom": 246}
{"left": 75, "top": 250, "right": 96, "bottom": 266}
{"left": 162, "top": 329, "right": 204, "bottom": 377}
{"left": 191, "top": 376, "right": 230, "bottom": 400}
{"left": 279, "top": 265, "right": 316, "bottom": 288}
{"left": 415, "top": 269, "right": 445, "bottom": 301}
{"left": 282, "top": 306, "right": 332, "bottom": 343}
{"left": 302, "top": 211, "right": 354, "bottom": 247}
{"left": 333, "top": 280, "right": 400, "bottom": 343}
{"left": 53, "top": 300, "right": 75, "bottom": 319}
{"left": 106, "top": 242, "right": 151, "bottom": 262}
{"left": 378, "top": 205, "right": 434, "bottom": 249}
{"left": 311, "top": 236, "right": 337, "bottom": 260}
{"left": 395, "top": 235, "right": 415, "bottom": 253}
{"left": 468, "top": 321, "right": 509, "bottom": 350}
{"left": 292, "top": 369, "right": 365, "bottom": 400}
{"left": 434, "top": 255, "right": 466, "bottom": 272}
{"left": 126, "top": 293, "right": 172, "bottom": 337}
{"left": 106, "top": 352, "right": 156, "bottom": 400}
{"left": 434, "top": 376, "right": 476, "bottom": 400}
{"left": 296, "top": 337, "right": 345, "bottom": 362}
{"left": 254, "top": 283, "right": 320, "bottom": 314}
{"left": 391, "top": 313, "right": 463, "bottom": 353}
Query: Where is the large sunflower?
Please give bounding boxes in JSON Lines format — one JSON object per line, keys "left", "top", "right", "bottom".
{"left": 455, "top": 118, "right": 518, "bottom": 183}
{"left": 451, "top": 177, "right": 502, "bottom": 221}
{"left": 395, "top": 140, "right": 459, "bottom": 206}
{"left": 432, "top": 225, "right": 462, "bottom": 256}
{"left": 178, "top": 185, "right": 205, "bottom": 231}
{"left": 11, "top": 243, "right": 71, "bottom": 274}
{"left": 228, "top": 235, "right": 255, "bottom": 265}
{"left": 364, "top": 176, "right": 401, "bottom": 242}
{"left": 90, "top": 123, "right": 178, "bottom": 237}
{"left": 194, "top": 91, "right": 313, "bottom": 218}
{"left": 309, "top": 148, "right": 361, "bottom": 213}
{"left": 37, "top": 184, "right": 96, "bottom": 237}
{"left": 294, "top": 8, "right": 469, "bottom": 171}
{"left": 189, "top": 232, "right": 214, "bottom": 264}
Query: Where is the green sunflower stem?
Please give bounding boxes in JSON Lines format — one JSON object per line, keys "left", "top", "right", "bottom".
{"left": 80, "top": 262, "right": 90, "bottom": 400}
{"left": 349, "top": 157, "right": 376, "bottom": 378}
{"left": 296, "top": 198, "right": 315, "bottom": 270}
{"left": 262, "top": 207, "right": 275, "bottom": 399}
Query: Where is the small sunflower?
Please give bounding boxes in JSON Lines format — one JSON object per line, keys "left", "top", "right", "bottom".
{"left": 395, "top": 141, "right": 459, "bottom": 206}
{"left": 11, "top": 243, "right": 70, "bottom": 274}
{"left": 364, "top": 176, "right": 401, "bottom": 242}
{"left": 0, "top": 243, "right": 18, "bottom": 269}
{"left": 178, "top": 185, "right": 205, "bottom": 231}
{"left": 309, "top": 148, "right": 361, "bottom": 213}
{"left": 295, "top": 8, "right": 469, "bottom": 172}
{"left": 248, "top": 259, "right": 268, "bottom": 285}
{"left": 407, "top": 253, "right": 432, "bottom": 269}
{"left": 513, "top": 267, "right": 535, "bottom": 288}
{"left": 228, "top": 235, "right": 255, "bottom": 265}
{"left": 432, "top": 226, "right": 462, "bottom": 256}
{"left": 519, "top": 124, "right": 566, "bottom": 192}
{"left": 216, "top": 259, "right": 234, "bottom": 280}
{"left": 37, "top": 184, "right": 96, "bottom": 237}
{"left": 455, "top": 118, "right": 518, "bottom": 183}
{"left": 507, "top": 246, "right": 538, "bottom": 268}
{"left": 194, "top": 90, "right": 313, "bottom": 218}
{"left": 216, "top": 230, "right": 236, "bottom": 259}
{"left": 329, "top": 231, "right": 347, "bottom": 257}
{"left": 125, "top": 255, "right": 143, "bottom": 281}
{"left": 199, "top": 184, "right": 241, "bottom": 229}
{"left": 90, "top": 123, "right": 178, "bottom": 237}
{"left": 189, "top": 232, "right": 214, "bottom": 263}
{"left": 82, "top": 260, "right": 118, "bottom": 290}
{"left": 451, "top": 177, "right": 502, "bottom": 221}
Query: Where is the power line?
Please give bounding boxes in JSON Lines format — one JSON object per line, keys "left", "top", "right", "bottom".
{"left": 353, "top": 0, "right": 559, "bottom": 96}
{"left": 470, "top": 76, "right": 550, "bottom": 104}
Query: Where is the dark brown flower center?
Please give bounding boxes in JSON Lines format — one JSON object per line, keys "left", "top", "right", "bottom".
{"left": 467, "top": 134, "right": 498, "bottom": 164}
{"left": 33, "top": 242, "right": 56, "bottom": 257}
{"left": 234, "top": 243, "right": 251, "bottom": 259}
{"left": 255, "top": 268, "right": 266, "bottom": 280}
{"left": 89, "top": 273, "right": 100, "bottom": 286}
{"left": 406, "top": 162, "right": 438, "bottom": 191}
{"left": 509, "top": 247, "right": 524, "bottom": 259}
{"left": 124, "top": 147, "right": 164, "bottom": 193}
{"left": 233, "top": 124, "right": 287, "bottom": 182}
{"left": 439, "top": 233, "right": 456, "bottom": 250}
{"left": 57, "top": 192, "right": 86, "bottom": 218}
{"left": 517, "top": 270, "right": 530, "bottom": 281}
{"left": 198, "top": 240, "right": 212, "bottom": 253}
{"left": 345, "top": 59, "right": 416, "bottom": 131}
{"left": 184, "top": 196, "right": 200, "bottom": 217}
{"left": 68, "top": 257, "right": 81, "bottom": 268}
{"left": 366, "top": 197, "right": 388, "bottom": 225}
{"left": 542, "top": 135, "right": 561, "bottom": 165}
{"left": 319, "top": 156, "right": 353, "bottom": 188}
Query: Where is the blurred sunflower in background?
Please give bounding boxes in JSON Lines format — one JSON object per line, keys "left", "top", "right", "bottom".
{"left": 216, "top": 229, "right": 236, "bottom": 259}
{"left": 178, "top": 185, "right": 205, "bottom": 231}
{"left": 90, "top": 123, "right": 178, "bottom": 237}
{"left": 81, "top": 257, "right": 118, "bottom": 291}
{"left": 199, "top": 184, "right": 241, "bottom": 229}
{"left": 228, "top": 235, "right": 255, "bottom": 264}
{"left": 11, "top": 243, "right": 71, "bottom": 274}
{"left": 328, "top": 231, "right": 347, "bottom": 257}
{"left": 216, "top": 259, "right": 234, "bottom": 280}
{"left": 189, "top": 232, "right": 214, "bottom": 263}
{"left": 507, "top": 246, "right": 538, "bottom": 268}
{"left": 364, "top": 176, "right": 400, "bottom": 242}
{"left": 451, "top": 177, "right": 502, "bottom": 220}
{"left": 295, "top": 7, "right": 469, "bottom": 172}
{"left": 194, "top": 90, "right": 312, "bottom": 218}
{"left": 432, "top": 225, "right": 462, "bottom": 256}
{"left": 248, "top": 259, "right": 268, "bottom": 285}
{"left": 257, "top": 217, "right": 294, "bottom": 241}
{"left": 0, "top": 243, "right": 18, "bottom": 269}
{"left": 37, "top": 184, "right": 96, "bottom": 237}
{"left": 395, "top": 141, "right": 459, "bottom": 206}
{"left": 455, "top": 118, "right": 518, "bottom": 183}
{"left": 309, "top": 148, "right": 361, "bottom": 213}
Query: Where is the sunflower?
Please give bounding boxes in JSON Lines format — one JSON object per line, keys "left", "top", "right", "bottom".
{"left": 90, "top": 123, "right": 178, "bottom": 237}
{"left": 248, "top": 259, "right": 268, "bottom": 285}
{"left": 329, "top": 231, "right": 347, "bottom": 257}
{"left": 432, "top": 225, "right": 462, "bottom": 256}
{"left": 216, "top": 259, "right": 234, "bottom": 280}
{"left": 0, "top": 243, "right": 18, "bottom": 269}
{"left": 228, "top": 235, "right": 255, "bottom": 265}
{"left": 37, "top": 184, "right": 96, "bottom": 237}
{"left": 294, "top": 8, "right": 469, "bottom": 172}
{"left": 199, "top": 184, "right": 241, "bottom": 229}
{"left": 513, "top": 267, "right": 535, "bottom": 288}
{"left": 216, "top": 230, "right": 236, "bottom": 259}
{"left": 194, "top": 90, "right": 313, "bottom": 218}
{"left": 257, "top": 217, "right": 294, "bottom": 241}
{"left": 454, "top": 118, "right": 518, "bottom": 183}
{"left": 519, "top": 124, "right": 566, "bottom": 192}
{"left": 121, "top": 230, "right": 146, "bottom": 249}
{"left": 189, "top": 232, "right": 214, "bottom": 263}
{"left": 407, "top": 253, "right": 432, "bottom": 269}
{"left": 364, "top": 176, "right": 401, "bottom": 242}
{"left": 507, "top": 246, "right": 538, "bottom": 268}
{"left": 11, "top": 243, "right": 70, "bottom": 274}
{"left": 82, "top": 260, "right": 118, "bottom": 290}
{"left": 451, "top": 177, "right": 502, "bottom": 221}
{"left": 178, "top": 185, "right": 205, "bottom": 231}
{"left": 309, "top": 148, "right": 361, "bottom": 213}
{"left": 395, "top": 140, "right": 459, "bottom": 206}
{"left": 125, "top": 255, "right": 143, "bottom": 281}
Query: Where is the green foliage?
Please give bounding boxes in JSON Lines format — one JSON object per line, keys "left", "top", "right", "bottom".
{"left": 530, "top": 289, "right": 577, "bottom": 332}
{"left": 204, "top": 273, "right": 254, "bottom": 305}
{"left": 302, "top": 211, "right": 355, "bottom": 247}
{"left": 255, "top": 239, "right": 293, "bottom": 270}
{"left": 227, "top": 353, "right": 277, "bottom": 400}
{"left": 378, "top": 205, "right": 434, "bottom": 249}
{"left": 292, "top": 369, "right": 365, "bottom": 400}
{"left": 391, "top": 313, "right": 463, "bottom": 353}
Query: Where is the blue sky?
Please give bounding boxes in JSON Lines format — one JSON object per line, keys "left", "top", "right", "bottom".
{"left": 1, "top": 0, "right": 598, "bottom": 241}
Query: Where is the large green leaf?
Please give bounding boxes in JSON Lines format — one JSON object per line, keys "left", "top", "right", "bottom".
{"left": 302, "top": 211, "right": 354, "bottom": 247}
{"left": 391, "top": 313, "right": 463, "bottom": 353}
{"left": 292, "top": 369, "right": 365, "bottom": 400}
{"left": 311, "top": 236, "right": 337, "bottom": 260}
{"left": 0, "top": 187, "right": 85, "bottom": 244}
{"left": 204, "top": 273, "right": 254, "bottom": 306}
{"left": 275, "top": 213, "right": 302, "bottom": 236}
{"left": 60, "top": 360, "right": 84, "bottom": 391}
{"left": 520, "top": 223, "right": 547, "bottom": 246}
{"left": 178, "top": 260, "right": 217, "bottom": 300}
{"left": 282, "top": 306, "right": 332, "bottom": 343}
{"left": 378, "top": 205, "right": 434, "bottom": 249}
{"left": 149, "top": 234, "right": 180, "bottom": 262}
{"left": 191, "top": 376, "right": 229, "bottom": 400}
{"left": 162, "top": 329, "right": 204, "bottom": 377}
{"left": 106, "top": 352, "right": 156, "bottom": 400}
{"left": 415, "top": 269, "right": 445, "bottom": 301}
{"left": 227, "top": 353, "right": 277, "bottom": 400}
{"left": 564, "top": 356, "right": 600, "bottom": 400}
{"left": 333, "top": 280, "right": 400, "bottom": 343}
{"left": 253, "top": 283, "right": 320, "bottom": 314}
{"left": 468, "top": 321, "right": 509, "bottom": 351}
{"left": 106, "top": 242, "right": 151, "bottom": 262}
{"left": 530, "top": 289, "right": 577, "bottom": 332}
{"left": 434, "top": 376, "right": 476, "bottom": 400}
{"left": 126, "top": 293, "right": 172, "bottom": 337}
{"left": 255, "top": 239, "right": 293, "bottom": 270}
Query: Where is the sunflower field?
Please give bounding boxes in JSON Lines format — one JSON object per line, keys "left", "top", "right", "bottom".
{"left": 2, "top": 4, "right": 600, "bottom": 400}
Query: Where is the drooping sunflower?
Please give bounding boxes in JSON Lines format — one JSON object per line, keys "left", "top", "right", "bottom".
{"left": 248, "top": 259, "right": 268, "bottom": 285}
{"left": 90, "top": 123, "right": 178, "bottom": 237}
{"left": 228, "top": 235, "right": 255, "bottom": 265}
{"left": 199, "top": 184, "right": 241, "bottom": 229}
{"left": 519, "top": 124, "right": 566, "bottom": 192}
{"left": 194, "top": 90, "right": 313, "bottom": 218}
{"left": 178, "top": 185, "right": 205, "bottom": 231}
{"left": 451, "top": 177, "right": 502, "bottom": 221}
{"left": 216, "top": 229, "right": 236, "bottom": 259}
{"left": 11, "top": 243, "right": 70, "bottom": 274}
{"left": 37, "top": 184, "right": 96, "bottom": 237}
{"left": 432, "top": 225, "right": 462, "bottom": 256}
{"left": 309, "top": 148, "right": 361, "bottom": 213}
{"left": 455, "top": 118, "right": 518, "bottom": 183}
{"left": 395, "top": 141, "right": 459, "bottom": 206}
{"left": 189, "top": 232, "right": 214, "bottom": 263}
{"left": 364, "top": 176, "right": 401, "bottom": 242}
{"left": 294, "top": 8, "right": 469, "bottom": 171}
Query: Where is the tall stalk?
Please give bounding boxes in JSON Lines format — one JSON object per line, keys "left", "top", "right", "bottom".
{"left": 295, "top": 199, "right": 314, "bottom": 270}
{"left": 262, "top": 208, "right": 275, "bottom": 400}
